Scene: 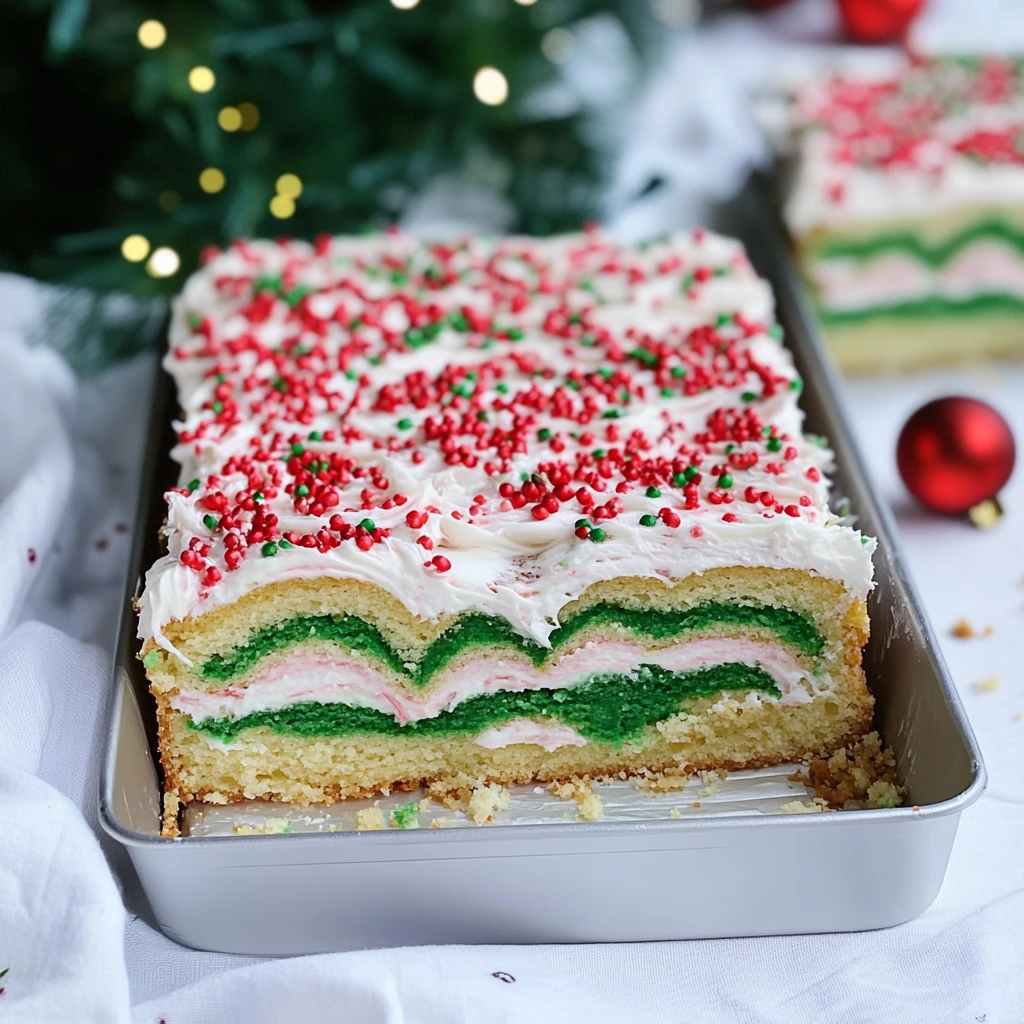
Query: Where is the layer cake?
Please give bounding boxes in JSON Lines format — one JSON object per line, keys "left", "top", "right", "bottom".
{"left": 137, "top": 229, "right": 876, "bottom": 835}
{"left": 780, "top": 56, "right": 1024, "bottom": 372}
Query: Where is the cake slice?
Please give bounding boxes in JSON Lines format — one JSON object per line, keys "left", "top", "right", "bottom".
{"left": 778, "top": 55, "right": 1024, "bottom": 373}
{"left": 137, "top": 229, "right": 876, "bottom": 835}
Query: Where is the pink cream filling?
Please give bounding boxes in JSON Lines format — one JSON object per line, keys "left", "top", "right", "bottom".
{"left": 171, "top": 636, "right": 825, "bottom": 725}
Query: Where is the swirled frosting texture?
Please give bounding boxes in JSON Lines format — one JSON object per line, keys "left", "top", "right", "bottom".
{"left": 138, "top": 229, "right": 874, "bottom": 659}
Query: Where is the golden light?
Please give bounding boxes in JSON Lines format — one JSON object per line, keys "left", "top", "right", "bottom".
{"left": 237, "top": 102, "right": 260, "bottom": 131}
{"left": 147, "top": 247, "right": 180, "bottom": 278}
{"left": 473, "top": 66, "right": 508, "bottom": 106}
{"left": 199, "top": 167, "right": 226, "bottom": 193}
{"left": 121, "top": 235, "right": 150, "bottom": 263}
{"left": 513, "top": 0, "right": 540, "bottom": 4}
{"left": 269, "top": 195, "right": 296, "bottom": 219}
{"left": 188, "top": 66, "right": 216, "bottom": 93}
{"left": 275, "top": 173, "right": 303, "bottom": 199}
{"left": 541, "top": 28, "right": 575, "bottom": 64}
{"left": 390, "top": 0, "right": 421, "bottom": 7}
{"left": 137, "top": 20, "right": 167, "bottom": 48}
{"left": 218, "top": 106, "right": 243, "bottom": 132}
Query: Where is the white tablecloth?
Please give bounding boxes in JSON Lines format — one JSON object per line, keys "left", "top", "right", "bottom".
{"left": 2, "top": 1, "right": 1023, "bottom": 1019}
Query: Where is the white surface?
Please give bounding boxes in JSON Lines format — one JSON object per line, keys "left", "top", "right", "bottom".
{"left": 2, "top": 1, "right": 1024, "bottom": 1019}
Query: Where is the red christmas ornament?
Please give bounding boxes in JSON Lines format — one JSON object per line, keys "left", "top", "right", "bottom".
{"left": 837, "top": 0, "right": 925, "bottom": 43}
{"left": 896, "top": 397, "right": 1015, "bottom": 516}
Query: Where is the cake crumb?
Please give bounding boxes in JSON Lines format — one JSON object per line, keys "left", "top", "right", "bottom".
{"left": 327, "top": 824, "right": 338, "bottom": 833}
{"left": 576, "top": 791, "right": 603, "bottom": 822}
{"left": 669, "top": 808, "right": 682, "bottom": 819}
{"left": 697, "top": 769, "right": 722, "bottom": 797}
{"left": 263, "top": 817, "right": 292, "bottom": 834}
{"left": 232, "top": 824, "right": 255, "bottom": 836}
{"left": 951, "top": 617, "right": 976, "bottom": 638}
{"left": 1013, "top": 713, "right": 1023, "bottom": 722}
{"left": 973, "top": 673, "right": 1001, "bottom": 693}
{"left": 867, "top": 780, "right": 901, "bottom": 810}
{"left": 429, "top": 816, "right": 453, "bottom": 829}
{"left": 161, "top": 792, "right": 181, "bottom": 838}
{"left": 390, "top": 801, "right": 420, "bottom": 830}
{"left": 356, "top": 807, "right": 386, "bottom": 831}
{"left": 467, "top": 782, "right": 509, "bottom": 824}
{"left": 806, "top": 731, "right": 904, "bottom": 809}
{"left": 984, "top": 625, "right": 995, "bottom": 636}
{"left": 633, "top": 770, "right": 691, "bottom": 794}
{"left": 778, "top": 798, "right": 832, "bottom": 814}
{"left": 691, "top": 801, "right": 701, "bottom": 808}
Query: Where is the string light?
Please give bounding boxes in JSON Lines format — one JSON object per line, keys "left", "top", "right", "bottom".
{"left": 269, "top": 195, "right": 296, "bottom": 219}
{"left": 188, "top": 66, "right": 216, "bottom": 93}
{"left": 218, "top": 106, "right": 243, "bottom": 131}
{"left": 541, "top": 28, "right": 575, "bottom": 63}
{"left": 513, "top": 0, "right": 540, "bottom": 4}
{"left": 147, "top": 247, "right": 180, "bottom": 278}
{"left": 473, "top": 66, "right": 509, "bottom": 106}
{"left": 121, "top": 235, "right": 150, "bottom": 262}
{"left": 199, "top": 167, "right": 226, "bottom": 193}
{"left": 237, "top": 102, "right": 260, "bottom": 131}
{"left": 390, "top": 0, "right": 421, "bottom": 7}
{"left": 275, "top": 173, "right": 303, "bottom": 199}
{"left": 137, "top": 20, "right": 167, "bottom": 48}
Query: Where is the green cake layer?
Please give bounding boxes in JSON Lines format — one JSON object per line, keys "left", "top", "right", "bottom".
{"left": 813, "top": 220, "right": 1024, "bottom": 266}
{"left": 818, "top": 292, "right": 1024, "bottom": 326}
{"left": 191, "top": 662, "right": 781, "bottom": 746}
{"left": 198, "top": 602, "right": 824, "bottom": 686}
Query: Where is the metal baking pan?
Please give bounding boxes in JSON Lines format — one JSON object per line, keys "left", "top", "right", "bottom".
{"left": 100, "top": 176, "right": 986, "bottom": 955}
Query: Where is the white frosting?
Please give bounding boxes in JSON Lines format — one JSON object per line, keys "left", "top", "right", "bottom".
{"left": 782, "top": 58, "right": 1024, "bottom": 234}
{"left": 474, "top": 719, "right": 588, "bottom": 752}
{"left": 170, "top": 636, "right": 827, "bottom": 724}
{"left": 809, "top": 239, "right": 1024, "bottom": 311}
{"left": 138, "top": 230, "right": 875, "bottom": 660}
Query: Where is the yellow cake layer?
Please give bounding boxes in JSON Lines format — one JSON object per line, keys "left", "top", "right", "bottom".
{"left": 156, "top": 668, "right": 872, "bottom": 813}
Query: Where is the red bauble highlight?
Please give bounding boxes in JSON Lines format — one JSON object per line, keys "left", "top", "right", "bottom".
{"left": 837, "top": 0, "right": 925, "bottom": 43}
{"left": 896, "top": 397, "right": 1015, "bottom": 515}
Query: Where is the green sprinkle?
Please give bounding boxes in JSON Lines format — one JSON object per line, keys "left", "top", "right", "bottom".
{"left": 681, "top": 274, "right": 695, "bottom": 291}
{"left": 187, "top": 478, "right": 200, "bottom": 493}
{"left": 215, "top": 373, "right": 226, "bottom": 384}
{"left": 253, "top": 491, "right": 264, "bottom": 502}
{"left": 359, "top": 518, "right": 376, "bottom": 532}
{"left": 672, "top": 473, "right": 686, "bottom": 487}
{"left": 718, "top": 473, "right": 733, "bottom": 488}
{"left": 684, "top": 465, "right": 699, "bottom": 482}
{"left": 589, "top": 527, "right": 606, "bottom": 543}
{"left": 279, "top": 539, "right": 293, "bottom": 549}
{"left": 715, "top": 313, "right": 731, "bottom": 328}
{"left": 724, "top": 443, "right": 736, "bottom": 454}
{"left": 580, "top": 333, "right": 596, "bottom": 347}
{"left": 345, "top": 369, "right": 357, "bottom": 380}
{"left": 309, "top": 431, "right": 322, "bottom": 441}
{"left": 767, "top": 438, "right": 783, "bottom": 452}
{"left": 646, "top": 486, "right": 661, "bottom": 499}
{"left": 790, "top": 378, "right": 803, "bottom": 392}
{"left": 349, "top": 318, "right": 362, "bottom": 330}
{"left": 211, "top": 400, "right": 223, "bottom": 414}
{"left": 769, "top": 324, "right": 783, "bottom": 339}
{"left": 593, "top": 449, "right": 606, "bottom": 459}
{"left": 262, "top": 542, "right": 278, "bottom": 557}
{"left": 188, "top": 313, "right": 202, "bottom": 329}
{"left": 295, "top": 484, "right": 310, "bottom": 497}
{"left": 762, "top": 426, "right": 772, "bottom": 437}
{"left": 143, "top": 650, "right": 161, "bottom": 669}
{"left": 521, "top": 472, "right": 530, "bottom": 482}
{"left": 273, "top": 378, "right": 288, "bottom": 393}
{"left": 507, "top": 328, "right": 525, "bottom": 341}
{"left": 203, "top": 514, "right": 219, "bottom": 531}
{"left": 741, "top": 391, "right": 757, "bottom": 403}
{"left": 660, "top": 388, "right": 674, "bottom": 398}
{"left": 575, "top": 519, "right": 592, "bottom": 529}
{"left": 538, "top": 428, "right": 552, "bottom": 441}
{"left": 391, "top": 801, "right": 420, "bottom": 830}
{"left": 601, "top": 410, "right": 621, "bottom": 419}
{"left": 397, "top": 418, "right": 413, "bottom": 431}
{"left": 671, "top": 366, "right": 686, "bottom": 378}
{"left": 565, "top": 379, "right": 580, "bottom": 391}
{"left": 568, "top": 312, "right": 583, "bottom": 325}
{"left": 598, "top": 367, "right": 614, "bottom": 379}
{"left": 496, "top": 382, "right": 509, "bottom": 394}
{"left": 639, "top": 514, "right": 657, "bottom": 527}
{"left": 630, "top": 347, "right": 658, "bottom": 367}
{"left": 284, "top": 285, "right": 313, "bottom": 307}
{"left": 861, "top": 536, "right": 870, "bottom": 545}
{"left": 390, "top": 270, "right": 407, "bottom": 285}
{"left": 447, "top": 312, "right": 469, "bottom": 332}
{"left": 291, "top": 443, "right": 305, "bottom": 456}
{"left": 476, "top": 411, "right": 489, "bottom": 422}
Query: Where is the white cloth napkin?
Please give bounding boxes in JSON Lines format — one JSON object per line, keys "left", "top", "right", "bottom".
{"left": 3, "top": 1, "right": 1024, "bottom": 1018}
